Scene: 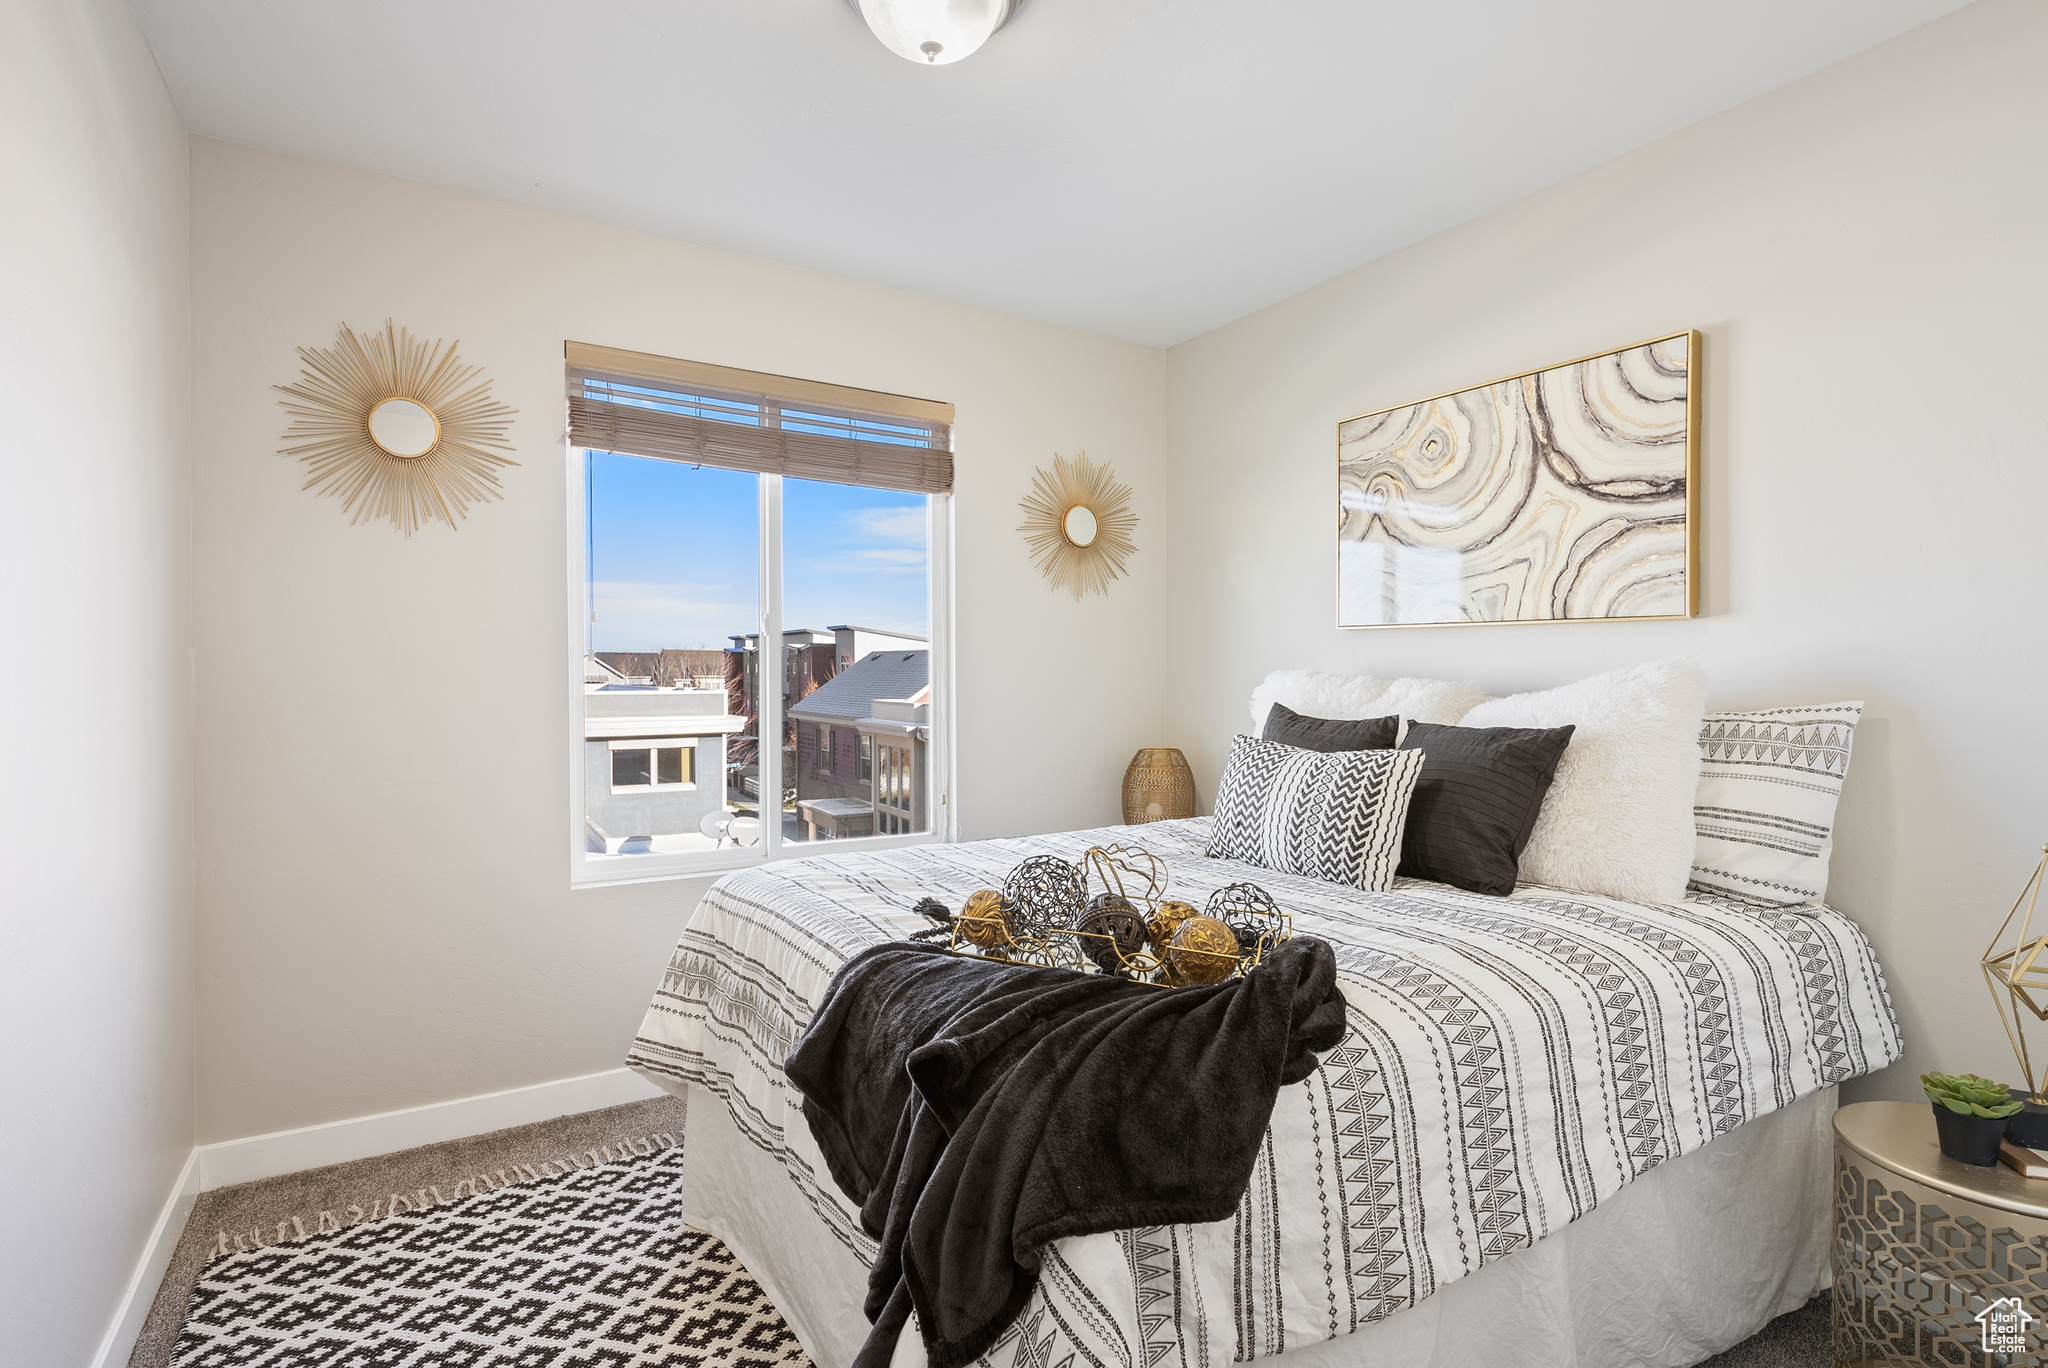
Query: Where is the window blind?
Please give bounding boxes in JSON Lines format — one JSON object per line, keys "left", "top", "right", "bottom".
{"left": 565, "top": 341, "right": 953, "bottom": 495}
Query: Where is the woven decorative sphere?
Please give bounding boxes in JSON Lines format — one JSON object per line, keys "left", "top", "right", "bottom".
{"left": 1169, "top": 915, "right": 1241, "bottom": 984}
{"left": 1122, "top": 749, "right": 1197, "bottom": 825}
{"left": 956, "top": 889, "right": 1013, "bottom": 949}
{"left": 1078, "top": 894, "right": 1147, "bottom": 972}
{"left": 1148, "top": 900, "right": 1199, "bottom": 955}
{"left": 1002, "top": 855, "right": 1087, "bottom": 937}
{"left": 1207, "top": 882, "right": 1286, "bottom": 958}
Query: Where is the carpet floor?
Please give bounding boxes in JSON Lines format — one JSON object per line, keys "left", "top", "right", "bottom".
{"left": 136, "top": 1092, "right": 1833, "bottom": 1367}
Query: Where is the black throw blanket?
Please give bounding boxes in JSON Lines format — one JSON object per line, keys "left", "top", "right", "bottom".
{"left": 784, "top": 936, "right": 1347, "bottom": 1368}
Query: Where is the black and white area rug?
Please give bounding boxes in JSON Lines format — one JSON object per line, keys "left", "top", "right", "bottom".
{"left": 171, "top": 1135, "right": 810, "bottom": 1367}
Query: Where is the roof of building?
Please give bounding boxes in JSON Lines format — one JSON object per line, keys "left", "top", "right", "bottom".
{"left": 727, "top": 629, "right": 833, "bottom": 647}
{"left": 788, "top": 649, "right": 929, "bottom": 723}
{"left": 826, "top": 625, "right": 929, "bottom": 641}
{"left": 594, "top": 649, "right": 728, "bottom": 685}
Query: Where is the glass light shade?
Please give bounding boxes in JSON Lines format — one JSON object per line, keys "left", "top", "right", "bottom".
{"left": 857, "top": 0, "right": 1010, "bottom": 65}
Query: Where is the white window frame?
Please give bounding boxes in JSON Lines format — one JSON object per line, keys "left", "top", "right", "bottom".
{"left": 606, "top": 737, "right": 699, "bottom": 793}
{"left": 567, "top": 448, "right": 956, "bottom": 888}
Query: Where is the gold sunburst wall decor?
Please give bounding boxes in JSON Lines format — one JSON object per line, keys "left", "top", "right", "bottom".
{"left": 1017, "top": 452, "right": 1137, "bottom": 600}
{"left": 275, "top": 320, "right": 518, "bottom": 535}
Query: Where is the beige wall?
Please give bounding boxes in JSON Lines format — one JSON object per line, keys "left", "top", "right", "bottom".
{"left": 0, "top": 0, "right": 194, "bottom": 1355}
{"left": 189, "top": 139, "right": 1169, "bottom": 1143}
{"left": 107, "top": 0, "right": 2041, "bottom": 1175}
{"left": 1162, "top": 0, "right": 2048, "bottom": 1104}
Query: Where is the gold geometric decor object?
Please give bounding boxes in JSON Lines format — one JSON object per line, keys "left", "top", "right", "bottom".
{"left": 276, "top": 321, "right": 518, "bottom": 535}
{"left": 1984, "top": 844, "right": 2048, "bottom": 1105}
{"left": 1017, "top": 451, "right": 1137, "bottom": 600}
{"left": 1121, "top": 748, "right": 1196, "bottom": 825}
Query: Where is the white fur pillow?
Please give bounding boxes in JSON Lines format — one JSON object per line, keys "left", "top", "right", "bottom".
{"left": 1459, "top": 659, "right": 1708, "bottom": 904}
{"left": 1249, "top": 670, "right": 1487, "bottom": 738}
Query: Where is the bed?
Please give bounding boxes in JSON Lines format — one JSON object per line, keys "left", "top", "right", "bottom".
{"left": 626, "top": 816, "right": 1900, "bottom": 1367}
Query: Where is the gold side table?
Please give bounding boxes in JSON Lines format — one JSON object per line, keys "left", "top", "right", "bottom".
{"left": 1833, "top": 1101, "right": 2048, "bottom": 1366}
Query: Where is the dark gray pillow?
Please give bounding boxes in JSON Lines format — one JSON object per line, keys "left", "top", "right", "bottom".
{"left": 1260, "top": 702, "right": 1399, "bottom": 753}
{"left": 1396, "top": 721, "right": 1576, "bottom": 897}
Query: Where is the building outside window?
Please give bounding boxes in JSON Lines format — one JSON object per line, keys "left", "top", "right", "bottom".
{"left": 569, "top": 344, "right": 951, "bottom": 883}
{"left": 789, "top": 652, "right": 930, "bottom": 840}
{"left": 582, "top": 681, "right": 740, "bottom": 854}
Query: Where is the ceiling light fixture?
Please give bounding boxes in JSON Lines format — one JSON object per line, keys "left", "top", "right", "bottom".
{"left": 848, "top": 0, "right": 1022, "bottom": 66}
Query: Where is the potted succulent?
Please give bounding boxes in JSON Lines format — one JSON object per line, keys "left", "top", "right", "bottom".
{"left": 2007, "top": 1088, "right": 2048, "bottom": 1149}
{"left": 1923, "top": 1072, "right": 2023, "bottom": 1166}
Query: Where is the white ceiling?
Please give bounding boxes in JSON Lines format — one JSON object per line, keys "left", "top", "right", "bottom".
{"left": 133, "top": 0, "right": 1969, "bottom": 347}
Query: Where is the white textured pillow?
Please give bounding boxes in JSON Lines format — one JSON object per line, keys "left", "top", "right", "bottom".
{"left": 1688, "top": 702, "right": 1862, "bottom": 909}
{"left": 1249, "top": 670, "right": 1487, "bottom": 738}
{"left": 1459, "top": 659, "right": 1708, "bottom": 904}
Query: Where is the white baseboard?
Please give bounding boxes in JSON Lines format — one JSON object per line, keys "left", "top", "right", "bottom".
{"left": 90, "top": 1148, "right": 200, "bottom": 1368}
{"left": 196, "top": 1066, "right": 668, "bottom": 1190}
{"left": 92, "top": 1067, "right": 667, "bottom": 1368}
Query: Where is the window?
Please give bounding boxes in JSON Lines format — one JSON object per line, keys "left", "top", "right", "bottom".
{"left": 609, "top": 740, "right": 696, "bottom": 792}
{"left": 874, "top": 739, "right": 914, "bottom": 835}
{"left": 569, "top": 343, "right": 951, "bottom": 883}
{"left": 660, "top": 746, "right": 689, "bottom": 785}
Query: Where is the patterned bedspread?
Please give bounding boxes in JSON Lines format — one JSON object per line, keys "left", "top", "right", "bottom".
{"left": 627, "top": 818, "right": 1900, "bottom": 1365}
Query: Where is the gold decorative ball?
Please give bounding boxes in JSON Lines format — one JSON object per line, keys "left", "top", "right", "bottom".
{"left": 1148, "top": 900, "right": 1198, "bottom": 955}
{"left": 1169, "top": 915, "right": 1241, "bottom": 985}
{"left": 957, "top": 889, "right": 1013, "bottom": 949}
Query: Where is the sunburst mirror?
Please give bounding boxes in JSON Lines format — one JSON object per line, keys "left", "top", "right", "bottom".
{"left": 1017, "top": 451, "right": 1137, "bottom": 600}
{"left": 276, "top": 321, "right": 518, "bottom": 535}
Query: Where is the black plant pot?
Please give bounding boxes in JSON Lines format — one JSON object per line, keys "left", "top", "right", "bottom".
{"left": 1932, "top": 1103, "right": 2009, "bottom": 1166}
{"left": 2006, "top": 1090, "right": 2048, "bottom": 1149}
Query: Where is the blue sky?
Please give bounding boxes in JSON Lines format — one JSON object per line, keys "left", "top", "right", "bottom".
{"left": 587, "top": 452, "right": 929, "bottom": 652}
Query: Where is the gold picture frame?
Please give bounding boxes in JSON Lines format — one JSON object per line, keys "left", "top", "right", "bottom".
{"left": 1335, "top": 330, "right": 1700, "bottom": 630}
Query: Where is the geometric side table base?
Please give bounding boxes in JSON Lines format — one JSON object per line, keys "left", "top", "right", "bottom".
{"left": 1833, "top": 1103, "right": 2048, "bottom": 1367}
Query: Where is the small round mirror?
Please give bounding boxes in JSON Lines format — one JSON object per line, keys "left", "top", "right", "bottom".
{"left": 367, "top": 397, "right": 440, "bottom": 458}
{"left": 1063, "top": 504, "right": 1099, "bottom": 548}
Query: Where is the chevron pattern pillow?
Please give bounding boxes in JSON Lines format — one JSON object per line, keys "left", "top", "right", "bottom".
{"left": 1205, "top": 734, "right": 1426, "bottom": 891}
{"left": 1687, "top": 701, "right": 1863, "bottom": 910}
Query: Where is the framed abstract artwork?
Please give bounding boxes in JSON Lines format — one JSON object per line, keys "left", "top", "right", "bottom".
{"left": 1336, "top": 331, "right": 1699, "bottom": 628}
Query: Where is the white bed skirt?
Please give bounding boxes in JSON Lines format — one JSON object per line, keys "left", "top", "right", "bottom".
{"left": 677, "top": 1081, "right": 1836, "bottom": 1368}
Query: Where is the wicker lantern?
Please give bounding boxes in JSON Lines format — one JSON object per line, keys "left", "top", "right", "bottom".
{"left": 1122, "top": 748, "right": 1196, "bottom": 825}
